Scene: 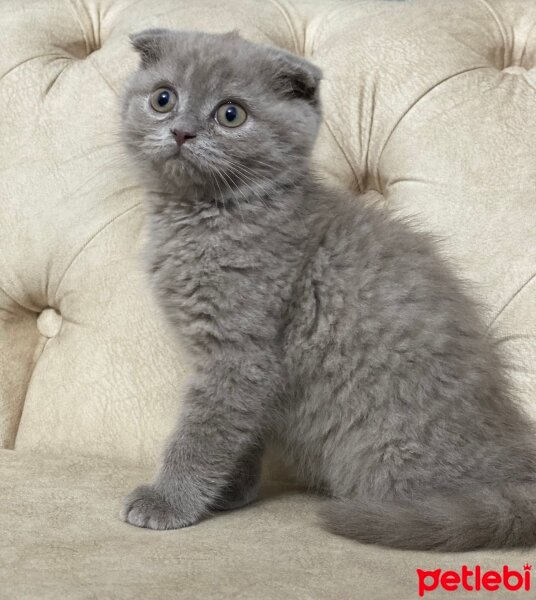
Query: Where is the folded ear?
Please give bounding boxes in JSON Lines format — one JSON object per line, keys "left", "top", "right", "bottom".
{"left": 129, "top": 28, "right": 171, "bottom": 68}
{"left": 270, "top": 49, "right": 322, "bottom": 104}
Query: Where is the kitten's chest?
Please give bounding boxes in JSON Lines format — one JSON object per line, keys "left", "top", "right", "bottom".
{"left": 148, "top": 216, "right": 234, "bottom": 301}
{"left": 145, "top": 209, "right": 272, "bottom": 339}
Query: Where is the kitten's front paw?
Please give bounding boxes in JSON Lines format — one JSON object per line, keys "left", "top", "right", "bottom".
{"left": 120, "top": 484, "right": 198, "bottom": 530}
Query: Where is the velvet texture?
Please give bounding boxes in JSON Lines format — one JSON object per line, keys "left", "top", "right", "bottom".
{"left": 1, "top": 0, "right": 535, "bottom": 597}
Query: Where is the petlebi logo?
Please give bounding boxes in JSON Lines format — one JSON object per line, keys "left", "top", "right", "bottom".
{"left": 416, "top": 564, "right": 531, "bottom": 596}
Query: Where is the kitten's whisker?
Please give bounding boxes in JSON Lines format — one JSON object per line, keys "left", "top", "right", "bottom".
{"left": 209, "top": 168, "right": 225, "bottom": 204}
{"left": 228, "top": 154, "right": 305, "bottom": 177}
{"left": 224, "top": 167, "right": 271, "bottom": 212}
{"left": 207, "top": 165, "right": 232, "bottom": 217}
{"left": 217, "top": 167, "right": 250, "bottom": 222}
{"left": 224, "top": 157, "right": 304, "bottom": 203}
{"left": 223, "top": 162, "right": 272, "bottom": 211}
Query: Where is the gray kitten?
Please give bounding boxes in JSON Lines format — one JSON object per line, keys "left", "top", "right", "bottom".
{"left": 120, "top": 28, "right": 536, "bottom": 551}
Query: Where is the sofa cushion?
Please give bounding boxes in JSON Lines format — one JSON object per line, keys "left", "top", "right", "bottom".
{"left": 2, "top": 449, "right": 533, "bottom": 600}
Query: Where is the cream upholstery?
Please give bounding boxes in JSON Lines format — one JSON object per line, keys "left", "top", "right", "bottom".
{"left": 1, "top": 0, "right": 535, "bottom": 597}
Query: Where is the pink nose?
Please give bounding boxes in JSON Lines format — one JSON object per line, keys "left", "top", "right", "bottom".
{"left": 171, "top": 129, "right": 196, "bottom": 146}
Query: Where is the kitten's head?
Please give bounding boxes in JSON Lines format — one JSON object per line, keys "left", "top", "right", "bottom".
{"left": 121, "top": 29, "right": 322, "bottom": 199}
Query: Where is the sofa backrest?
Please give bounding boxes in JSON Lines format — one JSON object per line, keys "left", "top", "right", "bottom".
{"left": 1, "top": 0, "right": 534, "bottom": 468}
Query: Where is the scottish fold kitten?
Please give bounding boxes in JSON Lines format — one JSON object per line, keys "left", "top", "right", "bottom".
{"left": 120, "top": 28, "right": 536, "bottom": 550}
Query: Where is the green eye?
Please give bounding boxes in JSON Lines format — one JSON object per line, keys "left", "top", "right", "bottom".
{"left": 216, "top": 102, "right": 247, "bottom": 128}
{"left": 150, "top": 87, "right": 177, "bottom": 113}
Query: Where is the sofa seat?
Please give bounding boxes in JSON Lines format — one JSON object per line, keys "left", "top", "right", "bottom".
{"left": 2, "top": 449, "right": 531, "bottom": 600}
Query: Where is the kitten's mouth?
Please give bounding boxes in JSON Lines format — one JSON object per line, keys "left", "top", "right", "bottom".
{"left": 162, "top": 143, "right": 193, "bottom": 165}
{"left": 162, "top": 145, "right": 213, "bottom": 185}
{"left": 162, "top": 145, "right": 243, "bottom": 194}
{"left": 174, "top": 147, "right": 211, "bottom": 173}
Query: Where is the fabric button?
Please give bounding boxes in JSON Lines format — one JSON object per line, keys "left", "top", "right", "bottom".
{"left": 37, "top": 307, "right": 63, "bottom": 338}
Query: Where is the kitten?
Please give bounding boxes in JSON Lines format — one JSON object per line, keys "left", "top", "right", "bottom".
{"left": 120, "top": 28, "right": 536, "bottom": 551}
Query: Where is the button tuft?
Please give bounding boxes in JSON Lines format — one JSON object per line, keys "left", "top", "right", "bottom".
{"left": 37, "top": 307, "right": 63, "bottom": 338}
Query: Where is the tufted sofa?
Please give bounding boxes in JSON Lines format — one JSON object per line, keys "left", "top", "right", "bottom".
{"left": 1, "top": 0, "right": 535, "bottom": 598}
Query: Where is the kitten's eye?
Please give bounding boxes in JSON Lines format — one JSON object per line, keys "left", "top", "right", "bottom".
{"left": 215, "top": 102, "right": 247, "bottom": 128}
{"left": 149, "top": 87, "right": 177, "bottom": 113}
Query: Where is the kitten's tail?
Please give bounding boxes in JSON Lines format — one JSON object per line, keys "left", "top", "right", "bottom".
{"left": 319, "top": 485, "right": 536, "bottom": 551}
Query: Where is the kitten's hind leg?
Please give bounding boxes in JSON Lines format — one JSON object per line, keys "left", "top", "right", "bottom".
{"left": 211, "top": 446, "right": 263, "bottom": 511}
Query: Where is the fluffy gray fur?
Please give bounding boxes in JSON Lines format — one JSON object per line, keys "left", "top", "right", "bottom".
{"left": 120, "top": 28, "right": 536, "bottom": 551}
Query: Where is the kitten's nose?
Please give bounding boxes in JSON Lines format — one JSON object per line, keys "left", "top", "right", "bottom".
{"left": 171, "top": 129, "right": 197, "bottom": 146}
